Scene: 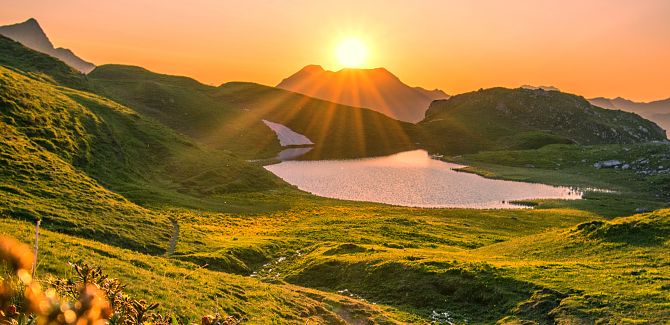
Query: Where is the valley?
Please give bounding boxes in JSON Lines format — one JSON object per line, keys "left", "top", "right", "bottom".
{"left": 0, "top": 16, "right": 669, "bottom": 325}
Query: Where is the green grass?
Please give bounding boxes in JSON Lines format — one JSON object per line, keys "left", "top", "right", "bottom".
{"left": 419, "top": 87, "right": 667, "bottom": 154}
{"left": 0, "top": 218, "right": 420, "bottom": 323}
{"left": 0, "top": 35, "right": 89, "bottom": 90}
{"left": 5, "top": 197, "right": 667, "bottom": 323}
{"left": 89, "top": 65, "right": 419, "bottom": 160}
{"left": 0, "top": 62, "right": 286, "bottom": 253}
{"left": 447, "top": 143, "right": 670, "bottom": 217}
{"left": 1, "top": 35, "right": 669, "bottom": 323}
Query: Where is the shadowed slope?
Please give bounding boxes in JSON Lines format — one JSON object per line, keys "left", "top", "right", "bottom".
{"left": 89, "top": 64, "right": 418, "bottom": 160}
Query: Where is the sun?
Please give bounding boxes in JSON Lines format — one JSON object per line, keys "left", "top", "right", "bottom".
{"left": 335, "top": 38, "right": 368, "bottom": 68}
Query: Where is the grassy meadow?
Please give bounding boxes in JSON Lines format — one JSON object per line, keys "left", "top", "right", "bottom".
{"left": 3, "top": 191, "right": 668, "bottom": 323}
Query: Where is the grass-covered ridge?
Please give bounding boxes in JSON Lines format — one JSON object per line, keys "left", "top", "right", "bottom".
{"left": 89, "top": 64, "right": 418, "bottom": 160}
{"left": 419, "top": 87, "right": 667, "bottom": 154}
{"left": 0, "top": 65, "right": 283, "bottom": 206}
{"left": 0, "top": 52, "right": 286, "bottom": 254}
{"left": 0, "top": 35, "right": 89, "bottom": 90}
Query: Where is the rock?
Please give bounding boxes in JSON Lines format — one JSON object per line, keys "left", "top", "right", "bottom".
{"left": 635, "top": 207, "right": 651, "bottom": 213}
{"left": 621, "top": 164, "right": 630, "bottom": 170}
{"left": 593, "top": 160, "right": 622, "bottom": 169}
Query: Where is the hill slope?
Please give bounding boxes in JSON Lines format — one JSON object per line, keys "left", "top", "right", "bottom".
{"left": 0, "top": 18, "right": 95, "bottom": 73}
{"left": 277, "top": 65, "right": 448, "bottom": 123}
{"left": 590, "top": 96, "right": 670, "bottom": 136}
{"left": 0, "top": 35, "right": 89, "bottom": 90}
{"left": 89, "top": 64, "right": 418, "bottom": 159}
{"left": 419, "top": 87, "right": 667, "bottom": 154}
{"left": 0, "top": 40, "right": 283, "bottom": 229}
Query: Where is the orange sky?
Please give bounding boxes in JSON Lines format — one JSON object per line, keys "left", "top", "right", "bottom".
{"left": 2, "top": 0, "right": 669, "bottom": 101}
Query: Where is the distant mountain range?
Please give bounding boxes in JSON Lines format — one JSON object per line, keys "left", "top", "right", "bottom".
{"left": 517, "top": 86, "right": 669, "bottom": 135}
{"left": 277, "top": 65, "right": 448, "bottom": 123}
{"left": 0, "top": 18, "right": 95, "bottom": 73}
{"left": 589, "top": 97, "right": 670, "bottom": 135}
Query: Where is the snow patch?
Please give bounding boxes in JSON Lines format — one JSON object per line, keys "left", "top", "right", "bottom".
{"left": 262, "top": 119, "right": 314, "bottom": 146}
{"left": 277, "top": 147, "right": 313, "bottom": 160}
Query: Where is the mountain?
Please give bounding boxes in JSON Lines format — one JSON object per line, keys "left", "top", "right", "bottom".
{"left": 276, "top": 64, "right": 448, "bottom": 123}
{"left": 520, "top": 85, "right": 560, "bottom": 92}
{"left": 88, "top": 64, "right": 418, "bottom": 160}
{"left": 418, "top": 87, "right": 667, "bottom": 153}
{"left": 413, "top": 86, "right": 449, "bottom": 99}
{"left": 0, "top": 18, "right": 95, "bottom": 73}
{"left": 589, "top": 97, "right": 670, "bottom": 135}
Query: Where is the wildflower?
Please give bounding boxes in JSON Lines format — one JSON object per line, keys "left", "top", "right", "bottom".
{"left": 202, "top": 315, "right": 214, "bottom": 325}
{"left": 0, "top": 236, "right": 33, "bottom": 273}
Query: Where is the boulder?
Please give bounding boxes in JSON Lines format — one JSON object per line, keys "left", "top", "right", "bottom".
{"left": 593, "top": 160, "right": 623, "bottom": 169}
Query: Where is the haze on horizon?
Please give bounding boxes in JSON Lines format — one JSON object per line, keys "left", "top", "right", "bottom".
{"left": 1, "top": 0, "right": 669, "bottom": 102}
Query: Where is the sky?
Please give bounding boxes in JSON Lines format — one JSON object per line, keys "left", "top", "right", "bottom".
{"left": 1, "top": 0, "right": 669, "bottom": 101}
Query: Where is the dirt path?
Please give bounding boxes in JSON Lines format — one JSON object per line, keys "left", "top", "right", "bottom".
{"left": 166, "top": 219, "right": 179, "bottom": 256}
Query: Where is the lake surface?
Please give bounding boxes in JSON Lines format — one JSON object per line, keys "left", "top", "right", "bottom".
{"left": 265, "top": 150, "right": 582, "bottom": 209}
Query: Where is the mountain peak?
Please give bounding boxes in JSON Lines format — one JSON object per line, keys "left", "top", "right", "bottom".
{"left": 0, "top": 18, "right": 95, "bottom": 73}
{"left": 12, "top": 18, "right": 42, "bottom": 30}
{"left": 613, "top": 96, "right": 633, "bottom": 103}
{"left": 10, "top": 18, "right": 46, "bottom": 34}
{"left": 24, "top": 18, "right": 40, "bottom": 26}
{"left": 301, "top": 64, "right": 324, "bottom": 72}
{"left": 334, "top": 66, "right": 389, "bottom": 73}
{"left": 520, "top": 85, "right": 560, "bottom": 92}
{"left": 283, "top": 65, "right": 325, "bottom": 79}
{"left": 277, "top": 65, "right": 448, "bottom": 122}
{"left": 0, "top": 17, "right": 52, "bottom": 51}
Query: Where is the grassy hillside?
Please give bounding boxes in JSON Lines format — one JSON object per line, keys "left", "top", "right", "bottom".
{"left": 419, "top": 87, "right": 667, "bottom": 154}
{"left": 0, "top": 44, "right": 287, "bottom": 257}
{"left": 4, "top": 198, "right": 668, "bottom": 323}
{"left": 88, "top": 65, "right": 418, "bottom": 160}
{"left": 477, "top": 209, "right": 670, "bottom": 323}
{"left": 2, "top": 33, "right": 669, "bottom": 324}
{"left": 0, "top": 65, "right": 282, "bottom": 207}
{"left": 446, "top": 143, "right": 670, "bottom": 217}
{"left": 0, "top": 218, "right": 418, "bottom": 324}
{"left": 0, "top": 35, "right": 89, "bottom": 90}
